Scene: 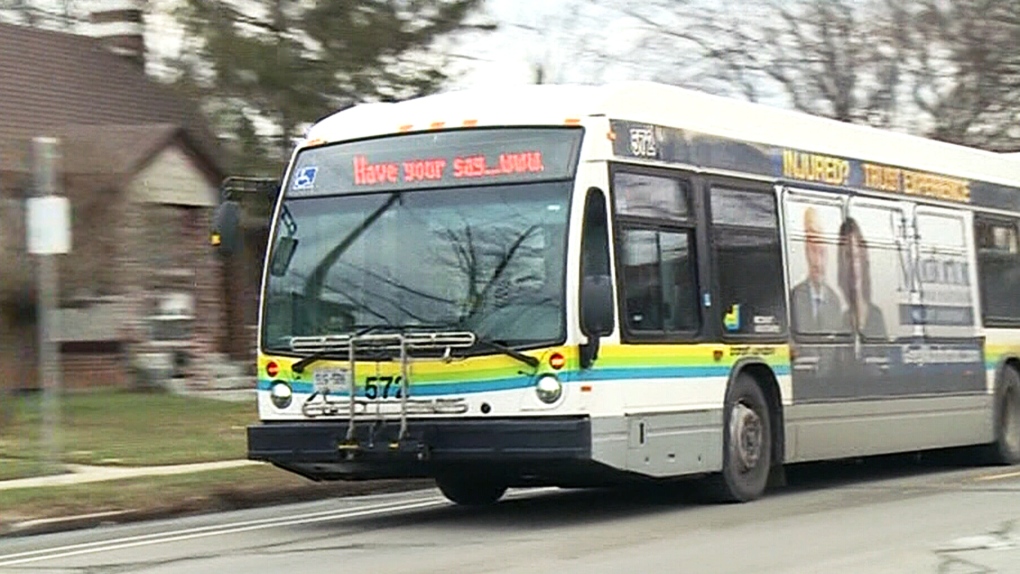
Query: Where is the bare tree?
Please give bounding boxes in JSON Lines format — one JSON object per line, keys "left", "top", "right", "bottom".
{"left": 896, "top": 0, "right": 1020, "bottom": 150}
{"left": 0, "top": 0, "right": 81, "bottom": 28}
{"left": 580, "top": 0, "right": 1020, "bottom": 150}
{"left": 608, "top": 0, "right": 908, "bottom": 127}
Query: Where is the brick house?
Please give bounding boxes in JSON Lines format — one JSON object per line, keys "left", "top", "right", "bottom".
{"left": 0, "top": 14, "right": 253, "bottom": 391}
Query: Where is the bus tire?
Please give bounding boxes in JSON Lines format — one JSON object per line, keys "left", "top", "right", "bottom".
{"left": 989, "top": 366, "right": 1020, "bottom": 465}
{"left": 705, "top": 372, "right": 772, "bottom": 503}
{"left": 435, "top": 474, "right": 507, "bottom": 506}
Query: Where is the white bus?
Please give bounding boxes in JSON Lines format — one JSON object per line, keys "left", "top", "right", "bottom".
{"left": 214, "top": 81, "right": 1020, "bottom": 506}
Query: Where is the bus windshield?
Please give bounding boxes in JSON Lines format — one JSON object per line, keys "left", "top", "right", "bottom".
{"left": 261, "top": 127, "right": 583, "bottom": 354}
{"left": 260, "top": 128, "right": 582, "bottom": 353}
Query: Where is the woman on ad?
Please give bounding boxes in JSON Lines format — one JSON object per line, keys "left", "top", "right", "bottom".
{"left": 838, "top": 217, "right": 888, "bottom": 341}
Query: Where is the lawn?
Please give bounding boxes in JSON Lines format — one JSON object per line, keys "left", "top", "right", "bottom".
{"left": 0, "top": 389, "right": 258, "bottom": 473}
{"left": 0, "top": 458, "right": 54, "bottom": 481}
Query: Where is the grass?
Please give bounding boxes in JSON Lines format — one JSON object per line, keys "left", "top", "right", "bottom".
{"left": 0, "top": 389, "right": 258, "bottom": 471}
{"left": 0, "top": 458, "right": 56, "bottom": 481}
{"left": 0, "top": 465, "right": 432, "bottom": 527}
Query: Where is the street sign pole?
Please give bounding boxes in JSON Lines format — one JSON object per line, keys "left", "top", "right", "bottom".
{"left": 29, "top": 137, "right": 70, "bottom": 476}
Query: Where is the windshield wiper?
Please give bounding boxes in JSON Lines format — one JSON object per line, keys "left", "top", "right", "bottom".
{"left": 291, "top": 325, "right": 390, "bottom": 373}
{"left": 291, "top": 349, "right": 344, "bottom": 374}
{"left": 470, "top": 337, "right": 540, "bottom": 369}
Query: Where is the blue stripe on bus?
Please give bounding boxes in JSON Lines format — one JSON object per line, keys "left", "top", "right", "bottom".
{"left": 256, "top": 364, "right": 794, "bottom": 396}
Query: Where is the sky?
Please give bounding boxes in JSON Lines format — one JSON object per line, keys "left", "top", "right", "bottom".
{"left": 441, "top": 0, "right": 639, "bottom": 88}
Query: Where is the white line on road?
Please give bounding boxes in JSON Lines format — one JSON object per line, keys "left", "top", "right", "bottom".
{"left": 0, "top": 487, "right": 562, "bottom": 568}
{"left": 0, "top": 497, "right": 446, "bottom": 567}
{"left": 974, "top": 470, "right": 1020, "bottom": 482}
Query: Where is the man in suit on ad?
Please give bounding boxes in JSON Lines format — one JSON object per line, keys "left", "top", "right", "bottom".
{"left": 791, "top": 207, "right": 845, "bottom": 334}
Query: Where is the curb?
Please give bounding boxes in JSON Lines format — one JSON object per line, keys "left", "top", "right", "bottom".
{"left": 0, "top": 479, "right": 435, "bottom": 538}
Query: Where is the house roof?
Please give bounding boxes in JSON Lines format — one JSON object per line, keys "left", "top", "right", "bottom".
{"left": 0, "top": 21, "right": 223, "bottom": 176}
{"left": 58, "top": 123, "right": 183, "bottom": 176}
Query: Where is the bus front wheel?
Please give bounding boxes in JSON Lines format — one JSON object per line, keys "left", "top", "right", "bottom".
{"left": 435, "top": 474, "right": 507, "bottom": 506}
{"left": 705, "top": 372, "right": 773, "bottom": 503}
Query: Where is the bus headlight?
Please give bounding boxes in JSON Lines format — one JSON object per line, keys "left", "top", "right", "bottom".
{"left": 535, "top": 374, "right": 562, "bottom": 404}
{"left": 270, "top": 381, "right": 293, "bottom": 409}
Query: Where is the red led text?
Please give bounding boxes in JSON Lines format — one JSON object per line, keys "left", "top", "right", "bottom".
{"left": 352, "top": 150, "right": 546, "bottom": 186}
{"left": 403, "top": 158, "right": 448, "bottom": 182}
{"left": 354, "top": 155, "right": 399, "bottom": 186}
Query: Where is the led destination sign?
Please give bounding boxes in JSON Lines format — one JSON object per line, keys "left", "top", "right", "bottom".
{"left": 286, "top": 128, "right": 582, "bottom": 197}
{"left": 352, "top": 150, "right": 546, "bottom": 187}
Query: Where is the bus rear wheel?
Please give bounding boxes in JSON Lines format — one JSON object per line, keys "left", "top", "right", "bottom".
{"left": 435, "top": 474, "right": 507, "bottom": 506}
{"left": 990, "top": 367, "right": 1020, "bottom": 465}
{"left": 704, "top": 372, "right": 772, "bottom": 503}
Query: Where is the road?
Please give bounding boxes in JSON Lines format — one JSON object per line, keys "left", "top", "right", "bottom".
{"left": 3, "top": 454, "right": 1020, "bottom": 574}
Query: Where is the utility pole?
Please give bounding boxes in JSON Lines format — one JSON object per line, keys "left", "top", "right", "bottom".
{"left": 28, "top": 137, "right": 71, "bottom": 476}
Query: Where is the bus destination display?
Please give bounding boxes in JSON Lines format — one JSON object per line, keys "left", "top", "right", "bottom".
{"left": 353, "top": 150, "right": 546, "bottom": 187}
{"left": 286, "top": 128, "right": 582, "bottom": 197}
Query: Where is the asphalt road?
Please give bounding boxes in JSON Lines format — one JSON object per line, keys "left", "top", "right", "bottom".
{"left": 3, "top": 454, "right": 1020, "bottom": 574}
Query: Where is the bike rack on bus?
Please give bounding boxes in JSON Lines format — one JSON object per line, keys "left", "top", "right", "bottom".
{"left": 289, "top": 331, "right": 477, "bottom": 443}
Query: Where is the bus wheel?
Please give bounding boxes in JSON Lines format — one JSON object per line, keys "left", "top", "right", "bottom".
{"left": 991, "top": 367, "right": 1020, "bottom": 465}
{"left": 435, "top": 474, "right": 507, "bottom": 506}
{"left": 706, "top": 373, "right": 772, "bottom": 503}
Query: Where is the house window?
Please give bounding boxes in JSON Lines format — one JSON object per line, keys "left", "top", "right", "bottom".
{"left": 149, "top": 292, "right": 195, "bottom": 341}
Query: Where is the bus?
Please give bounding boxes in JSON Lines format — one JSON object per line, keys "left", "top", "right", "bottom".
{"left": 214, "top": 80, "right": 1020, "bottom": 506}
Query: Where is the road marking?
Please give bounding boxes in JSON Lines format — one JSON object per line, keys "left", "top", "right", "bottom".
{"left": 974, "top": 469, "right": 1020, "bottom": 482}
{"left": 0, "top": 487, "right": 562, "bottom": 567}
{"left": 0, "top": 497, "right": 446, "bottom": 567}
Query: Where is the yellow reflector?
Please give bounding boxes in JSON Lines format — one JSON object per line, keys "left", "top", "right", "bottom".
{"left": 210, "top": 233, "right": 221, "bottom": 246}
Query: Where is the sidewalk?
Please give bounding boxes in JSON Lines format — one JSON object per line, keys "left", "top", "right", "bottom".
{"left": 0, "top": 460, "right": 261, "bottom": 491}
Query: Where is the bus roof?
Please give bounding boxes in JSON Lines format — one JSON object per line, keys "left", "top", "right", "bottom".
{"left": 303, "top": 81, "right": 1020, "bottom": 189}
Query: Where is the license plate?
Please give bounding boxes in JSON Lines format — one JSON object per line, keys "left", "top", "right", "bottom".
{"left": 313, "top": 367, "right": 350, "bottom": 393}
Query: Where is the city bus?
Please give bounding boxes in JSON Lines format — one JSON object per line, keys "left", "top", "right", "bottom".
{"left": 214, "top": 81, "right": 1020, "bottom": 506}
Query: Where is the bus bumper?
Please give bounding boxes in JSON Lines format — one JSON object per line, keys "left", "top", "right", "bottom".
{"left": 247, "top": 416, "right": 593, "bottom": 481}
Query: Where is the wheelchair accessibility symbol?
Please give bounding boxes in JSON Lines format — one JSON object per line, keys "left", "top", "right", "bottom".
{"left": 292, "top": 166, "right": 318, "bottom": 190}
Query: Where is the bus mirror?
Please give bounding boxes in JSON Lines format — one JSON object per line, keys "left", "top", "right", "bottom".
{"left": 211, "top": 200, "right": 241, "bottom": 256}
{"left": 269, "top": 236, "right": 299, "bottom": 277}
{"left": 581, "top": 274, "right": 614, "bottom": 336}
{"left": 580, "top": 274, "right": 613, "bottom": 369}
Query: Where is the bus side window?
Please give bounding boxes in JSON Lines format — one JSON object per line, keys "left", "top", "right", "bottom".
{"left": 975, "top": 216, "right": 1020, "bottom": 326}
{"left": 611, "top": 168, "right": 700, "bottom": 339}
{"left": 711, "top": 186, "right": 786, "bottom": 337}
